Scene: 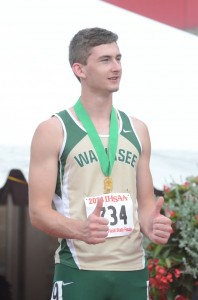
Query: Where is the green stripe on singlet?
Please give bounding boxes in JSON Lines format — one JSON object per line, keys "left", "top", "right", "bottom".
{"left": 119, "top": 110, "right": 142, "bottom": 156}
{"left": 55, "top": 110, "right": 87, "bottom": 198}
{"left": 58, "top": 239, "right": 78, "bottom": 268}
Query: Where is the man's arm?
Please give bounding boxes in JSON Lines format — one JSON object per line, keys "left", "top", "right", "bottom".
{"left": 132, "top": 117, "right": 172, "bottom": 244}
{"left": 28, "top": 116, "right": 108, "bottom": 244}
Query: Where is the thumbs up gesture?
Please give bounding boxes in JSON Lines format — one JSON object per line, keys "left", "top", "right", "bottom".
{"left": 83, "top": 198, "right": 109, "bottom": 245}
{"left": 148, "top": 197, "right": 172, "bottom": 244}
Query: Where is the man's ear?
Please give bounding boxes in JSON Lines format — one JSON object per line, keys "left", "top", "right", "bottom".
{"left": 72, "top": 63, "right": 86, "bottom": 80}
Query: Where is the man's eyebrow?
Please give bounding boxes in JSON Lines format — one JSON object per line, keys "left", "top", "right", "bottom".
{"left": 98, "top": 55, "right": 111, "bottom": 59}
{"left": 98, "top": 54, "right": 122, "bottom": 60}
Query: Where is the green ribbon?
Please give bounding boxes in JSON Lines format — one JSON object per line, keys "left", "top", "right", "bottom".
{"left": 74, "top": 98, "right": 118, "bottom": 177}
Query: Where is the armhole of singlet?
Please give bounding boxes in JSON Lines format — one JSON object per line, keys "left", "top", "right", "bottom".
{"left": 128, "top": 116, "right": 142, "bottom": 153}
{"left": 118, "top": 110, "right": 142, "bottom": 154}
{"left": 54, "top": 113, "right": 67, "bottom": 159}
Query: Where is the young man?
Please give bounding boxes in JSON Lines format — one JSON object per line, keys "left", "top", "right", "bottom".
{"left": 29, "top": 27, "right": 172, "bottom": 300}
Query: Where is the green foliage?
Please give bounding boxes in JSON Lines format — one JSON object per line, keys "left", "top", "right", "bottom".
{"left": 146, "top": 176, "right": 198, "bottom": 300}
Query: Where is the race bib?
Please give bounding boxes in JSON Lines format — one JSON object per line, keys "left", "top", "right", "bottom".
{"left": 84, "top": 193, "right": 134, "bottom": 238}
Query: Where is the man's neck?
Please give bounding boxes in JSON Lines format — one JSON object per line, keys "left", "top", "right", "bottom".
{"left": 74, "top": 93, "right": 114, "bottom": 135}
{"left": 79, "top": 93, "right": 113, "bottom": 120}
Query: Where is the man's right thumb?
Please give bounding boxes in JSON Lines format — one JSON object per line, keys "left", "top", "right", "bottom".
{"left": 92, "top": 198, "right": 103, "bottom": 217}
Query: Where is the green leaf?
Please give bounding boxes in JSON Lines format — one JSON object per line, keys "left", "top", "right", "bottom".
{"left": 153, "top": 244, "right": 163, "bottom": 257}
{"left": 165, "top": 258, "right": 172, "bottom": 268}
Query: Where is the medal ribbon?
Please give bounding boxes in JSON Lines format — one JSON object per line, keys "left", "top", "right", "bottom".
{"left": 74, "top": 98, "right": 118, "bottom": 177}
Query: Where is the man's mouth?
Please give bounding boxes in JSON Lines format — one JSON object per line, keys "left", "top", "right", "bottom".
{"left": 108, "top": 76, "right": 119, "bottom": 80}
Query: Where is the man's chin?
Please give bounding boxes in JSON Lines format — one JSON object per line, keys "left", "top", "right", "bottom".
{"left": 111, "top": 87, "right": 119, "bottom": 93}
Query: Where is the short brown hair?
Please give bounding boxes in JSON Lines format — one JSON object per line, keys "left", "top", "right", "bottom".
{"left": 69, "top": 27, "right": 118, "bottom": 67}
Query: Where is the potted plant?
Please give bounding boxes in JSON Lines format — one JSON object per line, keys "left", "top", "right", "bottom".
{"left": 145, "top": 177, "right": 198, "bottom": 300}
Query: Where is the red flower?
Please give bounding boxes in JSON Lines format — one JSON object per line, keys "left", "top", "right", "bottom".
{"left": 175, "top": 295, "right": 188, "bottom": 300}
{"left": 155, "top": 265, "right": 166, "bottom": 275}
{"left": 147, "top": 244, "right": 154, "bottom": 251}
{"left": 183, "top": 182, "right": 190, "bottom": 187}
{"left": 149, "top": 277, "right": 157, "bottom": 287}
{"left": 153, "top": 259, "right": 159, "bottom": 265}
{"left": 170, "top": 211, "right": 176, "bottom": 218}
{"left": 166, "top": 273, "right": 173, "bottom": 282}
{"left": 164, "top": 208, "right": 176, "bottom": 220}
{"left": 174, "top": 268, "right": 181, "bottom": 278}
{"left": 148, "top": 263, "right": 153, "bottom": 272}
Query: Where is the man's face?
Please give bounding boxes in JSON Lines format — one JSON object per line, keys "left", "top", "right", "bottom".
{"left": 82, "top": 42, "right": 122, "bottom": 95}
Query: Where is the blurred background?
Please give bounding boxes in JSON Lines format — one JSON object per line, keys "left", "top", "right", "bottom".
{"left": 0, "top": 0, "right": 198, "bottom": 299}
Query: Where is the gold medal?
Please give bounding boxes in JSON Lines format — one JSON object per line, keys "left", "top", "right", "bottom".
{"left": 104, "top": 177, "right": 113, "bottom": 194}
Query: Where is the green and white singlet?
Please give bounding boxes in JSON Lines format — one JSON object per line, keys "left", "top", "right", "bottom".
{"left": 53, "top": 108, "right": 145, "bottom": 271}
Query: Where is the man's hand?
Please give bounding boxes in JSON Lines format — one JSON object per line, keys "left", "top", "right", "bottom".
{"left": 148, "top": 197, "right": 172, "bottom": 244}
{"left": 82, "top": 198, "right": 109, "bottom": 244}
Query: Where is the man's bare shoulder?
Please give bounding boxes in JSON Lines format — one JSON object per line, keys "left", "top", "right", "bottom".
{"left": 31, "top": 116, "right": 64, "bottom": 153}
{"left": 130, "top": 116, "right": 151, "bottom": 152}
{"left": 35, "top": 116, "right": 62, "bottom": 133}
{"left": 131, "top": 116, "right": 149, "bottom": 134}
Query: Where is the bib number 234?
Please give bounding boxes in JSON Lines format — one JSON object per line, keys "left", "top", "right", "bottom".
{"left": 84, "top": 193, "right": 134, "bottom": 238}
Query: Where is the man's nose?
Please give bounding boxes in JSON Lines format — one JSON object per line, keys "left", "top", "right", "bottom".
{"left": 111, "top": 59, "right": 121, "bottom": 72}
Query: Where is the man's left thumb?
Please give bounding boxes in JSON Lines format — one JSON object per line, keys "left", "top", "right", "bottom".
{"left": 154, "top": 196, "right": 164, "bottom": 215}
